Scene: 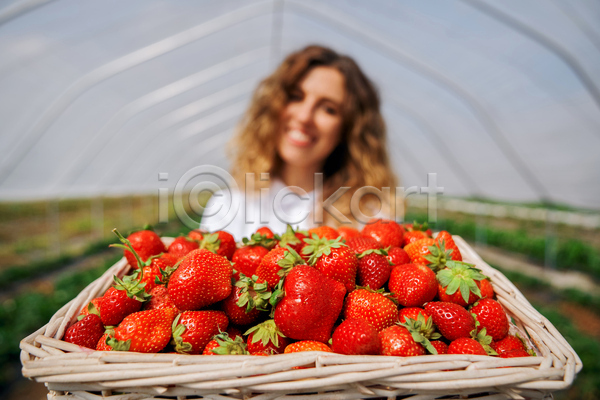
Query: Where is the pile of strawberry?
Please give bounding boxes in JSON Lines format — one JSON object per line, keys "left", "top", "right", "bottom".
{"left": 62, "top": 221, "right": 535, "bottom": 360}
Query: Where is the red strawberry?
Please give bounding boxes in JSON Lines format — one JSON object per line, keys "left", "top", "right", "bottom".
{"left": 436, "top": 261, "right": 488, "bottom": 306}
{"left": 232, "top": 246, "right": 269, "bottom": 280}
{"left": 109, "top": 308, "right": 177, "bottom": 353}
{"left": 343, "top": 288, "right": 398, "bottom": 332}
{"left": 308, "top": 226, "right": 339, "bottom": 240}
{"left": 187, "top": 229, "right": 206, "bottom": 241}
{"left": 378, "top": 325, "right": 425, "bottom": 356}
{"left": 430, "top": 340, "right": 448, "bottom": 355}
{"left": 403, "top": 238, "right": 435, "bottom": 265}
{"left": 203, "top": 332, "right": 249, "bottom": 355}
{"left": 245, "top": 320, "right": 289, "bottom": 355}
{"left": 123, "top": 230, "right": 166, "bottom": 269}
{"left": 447, "top": 337, "right": 487, "bottom": 355}
{"left": 274, "top": 265, "right": 346, "bottom": 342}
{"left": 499, "top": 349, "right": 531, "bottom": 358}
{"left": 386, "top": 246, "right": 410, "bottom": 267}
{"left": 255, "top": 246, "right": 305, "bottom": 289}
{"left": 332, "top": 319, "right": 380, "bottom": 355}
{"left": 144, "top": 285, "right": 179, "bottom": 312}
{"left": 398, "top": 311, "right": 442, "bottom": 354}
{"left": 96, "top": 333, "right": 113, "bottom": 351}
{"left": 171, "top": 311, "right": 229, "bottom": 354}
{"left": 361, "top": 219, "right": 404, "bottom": 248}
{"left": 425, "top": 301, "right": 476, "bottom": 342}
{"left": 198, "top": 231, "right": 236, "bottom": 260}
{"left": 276, "top": 225, "right": 307, "bottom": 255}
{"left": 98, "top": 285, "right": 145, "bottom": 326}
{"left": 255, "top": 226, "right": 275, "bottom": 239}
{"left": 492, "top": 335, "right": 526, "bottom": 355}
{"left": 480, "top": 278, "right": 495, "bottom": 299}
{"left": 346, "top": 236, "right": 383, "bottom": 254}
{"left": 140, "top": 256, "right": 173, "bottom": 294}
{"left": 222, "top": 278, "right": 265, "bottom": 326}
{"left": 356, "top": 249, "right": 392, "bottom": 290}
{"left": 402, "top": 222, "right": 432, "bottom": 246}
{"left": 284, "top": 340, "right": 333, "bottom": 353}
{"left": 398, "top": 307, "right": 430, "bottom": 324}
{"left": 63, "top": 314, "right": 104, "bottom": 350}
{"left": 436, "top": 231, "right": 462, "bottom": 261}
{"left": 388, "top": 264, "right": 437, "bottom": 307}
{"left": 470, "top": 298, "right": 509, "bottom": 342}
{"left": 303, "top": 236, "right": 358, "bottom": 293}
{"left": 168, "top": 236, "right": 199, "bottom": 260}
{"left": 167, "top": 249, "right": 232, "bottom": 311}
{"left": 337, "top": 226, "right": 360, "bottom": 240}
{"left": 78, "top": 298, "right": 101, "bottom": 317}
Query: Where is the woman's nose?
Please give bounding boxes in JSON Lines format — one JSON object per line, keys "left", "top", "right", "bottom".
{"left": 294, "top": 100, "right": 314, "bottom": 124}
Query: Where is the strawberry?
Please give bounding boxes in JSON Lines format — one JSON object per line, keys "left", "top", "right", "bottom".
{"left": 388, "top": 264, "right": 437, "bottom": 307}
{"left": 303, "top": 236, "right": 358, "bottom": 293}
{"left": 398, "top": 307, "right": 430, "bottom": 324}
{"left": 255, "top": 246, "right": 305, "bottom": 289}
{"left": 96, "top": 333, "right": 113, "bottom": 351}
{"left": 378, "top": 325, "right": 425, "bottom": 356}
{"left": 276, "top": 225, "right": 307, "bottom": 255}
{"left": 245, "top": 320, "right": 289, "bottom": 355}
{"left": 255, "top": 226, "right": 275, "bottom": 239}
{"left": 284, "top": 341, "right": 333, "bottom": 353}
{"left": 430, "top": 340, "right": 448, "bottom": 355}
{"left": 167, "top": 249, "right": 232, "bottom": 311}
{"left": 203, "top": 332, "right": 249, "bottom": 355}
{"left": 331, "top": 319, "right": 380, "bottom": 355}
{"left": 343, "top": 288, "right": 398, "bottom": 332}
{"left": 337, "top": 226, "right": 360, "bottom": 240}
{"left": 78, "top": 298, "right": 101, "bottom": 317}
{"left": 402, "top": 222, "right": 432, "bottom": 246}
{"left": 274, "top": 265, "right": 346, "bottom": 342}
{"left": 63, "top": 314, "right": 104, "bottom": 350}
{"left": 187, "top": 229, "right": 206, "bottom": 241}
{"left": 398, "top": 312, "right": 442, "bottom": 354}
{"left": 356, "top": 248, "right": 392, "bottom": 290}
{"left": 98, "top": 285, "right": 145, "bottom": 326}
{"left": 480, "top": 278, "right": 495, "bottom": 299}
{"left": 123, "top": 229, "right": 166, "bottom": 269}
{"left": 308, "top": 226, "right": 339, "bottom": 240}
{"left": 144, "top": 285, "right": 179, "bottom": 312}
{"left": 425, "top": 301, "right": 476, "bottom": 342}
{"left": 386, "top": 246, "right": 410, "bottom": 267}
{"left": 171, "top": 311, "right": 229, "bottom": 354}
{"left": 436, "top": 231, "right": 462, "bottom": 261}
{"left": 109, "top": 308, "right": 177, "bottom": 353}
{"left": 167, "top": 236, "right": 199, "bottom": 260}
{"left": 361, "top": 219, "right": 404, "bottom": 248}
{"left": 447, "top": 337, "right": 487, "bottom": 355}
{"left": 436, "top": 261, "right": 488, "bottom": 306}
{"left": 232, "top": 234, "right": 273, "bottom": 280}
{"left": 492, "top": 335, "right": 526, "bottom": 356}
{"left": 139, "top": 256, "right": 174, "bottom": 294}
{"left": 403, "top": 238, "right": 436, "bottom": 265}
{"left": 198, "top": 231, "right": 236, "bottom": 260}
{"left": 346, "top": 236, "right": 383, "bottom": 254}
{"left": 222, "top": 277, "right": 266, "bottom": 326}
{"left": 470, "top": 298, "right": 509, "bottom": 342}
{"left": 499, "top": 349, "right": 531, "bottom": 358}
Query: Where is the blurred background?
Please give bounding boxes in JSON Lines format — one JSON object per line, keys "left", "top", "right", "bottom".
{"left": 0, "top": 0, "right": 599, "bottom": 399}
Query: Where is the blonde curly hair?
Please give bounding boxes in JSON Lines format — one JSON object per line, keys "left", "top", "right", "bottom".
{"left": 229, "top": 45, "right": 398, "bottom": 226}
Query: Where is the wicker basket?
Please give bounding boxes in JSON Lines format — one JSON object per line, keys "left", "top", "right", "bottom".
{"left": 20, "top": 236, "right": 582, "bottom": 400}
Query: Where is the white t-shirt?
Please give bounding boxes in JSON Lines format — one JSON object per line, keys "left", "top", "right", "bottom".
{"left": 200, "top": 179, "right": 315, "bottom": 241}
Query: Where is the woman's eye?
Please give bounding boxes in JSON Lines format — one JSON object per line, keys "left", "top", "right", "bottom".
{"left": 324, "top": 105, "right": 338, "bottom": 115}
{"left": 289, "top": 91, "right": 303, "bottom": 101}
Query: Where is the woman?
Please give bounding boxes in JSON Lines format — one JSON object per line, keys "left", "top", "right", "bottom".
{"left": 201, "top": 45, "right": 398, "bottom": 240}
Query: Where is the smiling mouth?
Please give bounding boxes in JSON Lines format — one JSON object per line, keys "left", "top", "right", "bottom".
{"left": 287, "top": 129, "right": 313, "bottom": 147}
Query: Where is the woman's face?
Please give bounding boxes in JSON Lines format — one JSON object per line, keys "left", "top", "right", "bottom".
{"left": 277, "top": 66, "right": 345, "bottom": 172}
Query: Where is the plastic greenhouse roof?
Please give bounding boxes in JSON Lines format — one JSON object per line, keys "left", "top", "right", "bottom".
{"left": 0, "top": 0, "right": 599, "bottom": 210}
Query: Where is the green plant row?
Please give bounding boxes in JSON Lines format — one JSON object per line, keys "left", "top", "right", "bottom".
{"left": 0, "top": 254, "right": 122, "bottom": 388}
{"left": 405, "top": 212, "right": 600, "bottom": 281}
{"left": 0, "top": 237, "right": 117, "bottom": 291}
